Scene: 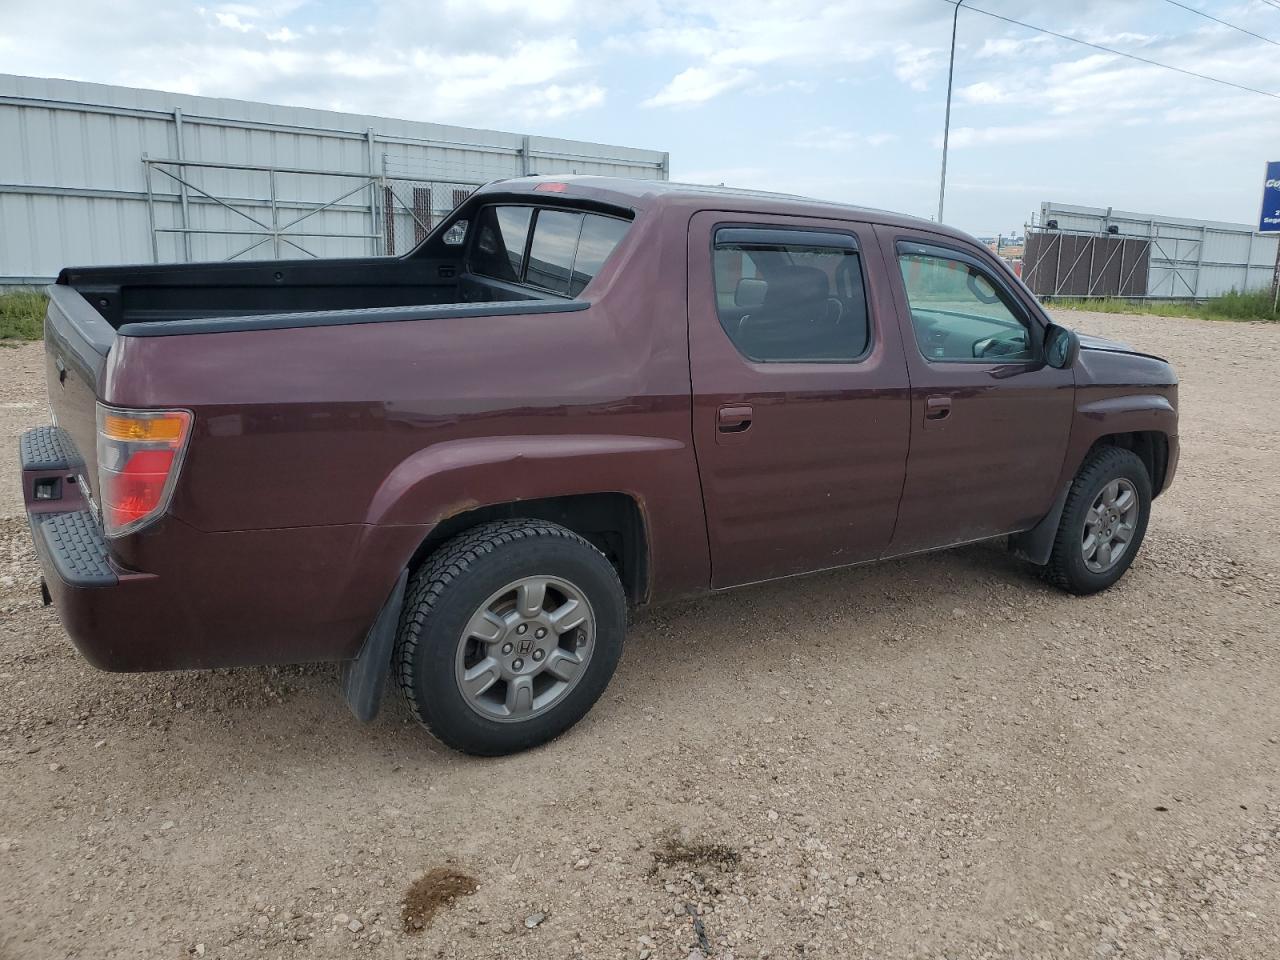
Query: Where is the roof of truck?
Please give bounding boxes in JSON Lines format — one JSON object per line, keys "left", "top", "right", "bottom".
{"left": 479, "top": 175, "right": 969, "bottom": 241}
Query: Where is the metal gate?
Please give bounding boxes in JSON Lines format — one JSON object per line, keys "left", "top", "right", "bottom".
{"left": 1026, "top": 202, "right": 1280, "bottom": 300}
{"left": 1022, "top": 230, "right": 1151, "bottom": 298}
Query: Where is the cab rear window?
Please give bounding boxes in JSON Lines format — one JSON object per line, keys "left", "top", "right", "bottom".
{"left": 469, "top": 206, "right": 532, "bottom": 283}
{"left": 469, "top": 205, "right": 629, "bottom": 296}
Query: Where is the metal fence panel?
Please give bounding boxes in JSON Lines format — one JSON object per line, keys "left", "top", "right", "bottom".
{"left": 0, "top": 73, "right": 669, "bottom": 283}
{"left": 1033, "top": 201, "right": 1279, "bottom": 299}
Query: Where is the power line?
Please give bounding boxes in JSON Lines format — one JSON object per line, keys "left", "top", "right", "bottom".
{"left": 951, "top": 2, "right": 1280, "bottom": 101}
{"left": 1257, "top": 0, "right": 1280, "bottom": 12}
{"left": 1161, "top": 0, "right": 1280, "bottom": 46}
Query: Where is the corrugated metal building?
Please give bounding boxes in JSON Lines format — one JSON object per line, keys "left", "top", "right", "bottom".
{"left": 0, "top": 73, "right": 669, "bottom": 285}
{"left": 1024, "top": 201, "right": 1278, "bottom": 300}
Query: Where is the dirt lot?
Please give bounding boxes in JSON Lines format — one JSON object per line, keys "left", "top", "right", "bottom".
{"left": 2, "top": 311, "right": 1278, "bottom": 960}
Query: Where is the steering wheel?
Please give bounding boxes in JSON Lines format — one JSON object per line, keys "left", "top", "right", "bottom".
{"left": 973, "top": 336, "right": 1023, "bottom": 359}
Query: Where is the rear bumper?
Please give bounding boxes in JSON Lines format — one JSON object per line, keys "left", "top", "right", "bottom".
{"left": 20, "top": 425, "right": 136, "bottom": 670}
{"left": 20, "top": 425, "right": 426, "bottom": 672}
{"left": 26, "top": 508, "right": 158, "bottom": 671}
{"left": 30, "top": 510, "right": 117, "bottom": 588}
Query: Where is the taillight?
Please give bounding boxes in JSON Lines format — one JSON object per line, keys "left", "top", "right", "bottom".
{"left": 95, "top": 405, "right": 192, "bottom": 536}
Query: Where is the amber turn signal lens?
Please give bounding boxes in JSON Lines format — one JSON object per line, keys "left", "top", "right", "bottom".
{"left": 100, "top": 412, "right": 187, "bottom": 442}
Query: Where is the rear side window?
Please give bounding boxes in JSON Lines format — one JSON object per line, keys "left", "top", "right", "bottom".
{"left": 712, "top": 228, "right": 870, "bottom": 362}
{"left": 571, "top": 216, "right": 630, "bottom": 295}
{"left": 526, "top": 210, "right": 583, "bottom": 294}
{"left": 471, "top": 206, "right": 532, "bottom": 281}
{"left": 469, "top": 205, "right": 629, "bottom": 296}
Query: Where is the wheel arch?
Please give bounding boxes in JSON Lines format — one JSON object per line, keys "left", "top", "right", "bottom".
{"left": 1012, "top": 425, "right": 1169, "bottom": 567}
{"left": 363, "top": 433, "right": 690, "bottom": 606}
{"left": 409, "top": 493, "right": 650, "bottom": 606}
{"left": 1082, "top": 430, "right": 1170, "bottom": 498}
{"left": 1061, "top": 392, "right": 1176, "bottom": 499}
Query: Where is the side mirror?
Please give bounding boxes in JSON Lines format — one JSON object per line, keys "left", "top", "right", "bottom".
{"left": 1044, "top": 324, "right": 1080, "bottom": 369}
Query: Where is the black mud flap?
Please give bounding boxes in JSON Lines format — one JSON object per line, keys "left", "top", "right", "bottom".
{"left": 340, "top": 569, "right": 408, "bottom": 722}
{"left": 1008, "top": 483, "right": 1071, "bottom": 566}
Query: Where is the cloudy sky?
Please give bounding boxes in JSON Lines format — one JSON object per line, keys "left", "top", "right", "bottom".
{"left": 2, "top": 0, "right": 1278, "bottom": 235}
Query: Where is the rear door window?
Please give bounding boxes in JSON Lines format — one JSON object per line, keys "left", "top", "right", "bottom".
{"left": 712, "top": 228, "right": 870, "bottom": 362}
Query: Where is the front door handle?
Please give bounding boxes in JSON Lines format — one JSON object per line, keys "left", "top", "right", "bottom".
{"left": 717, "top": 404, "right": 754, "bottom": 432}
{"left": 924, "top": 395, "right": 952, "bottom": 421}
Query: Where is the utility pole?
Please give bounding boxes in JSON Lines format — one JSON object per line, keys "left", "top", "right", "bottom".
{"left": 937, "top": 0, "right": 964, "bottom": 223}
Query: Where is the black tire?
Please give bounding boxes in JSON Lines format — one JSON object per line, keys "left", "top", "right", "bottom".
{"left": 1040, "top": 446, "right": 1152, "bottom": 595}
{"left": 394, "top": 519, "right": 626, "bottom": 756}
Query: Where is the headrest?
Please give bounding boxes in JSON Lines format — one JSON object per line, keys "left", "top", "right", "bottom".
{"left": 734, "top": 277, "right": 768, "bottom": 309}
{"left": 762, "top": 266, "right": 829, "bottom": 308}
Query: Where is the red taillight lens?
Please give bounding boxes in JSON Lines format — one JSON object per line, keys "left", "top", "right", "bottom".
{"left": 103, "top": 449, "right": 177, "bottom": 527}
{"left": 96, "top": 406, "right": 192, "bottom": 536}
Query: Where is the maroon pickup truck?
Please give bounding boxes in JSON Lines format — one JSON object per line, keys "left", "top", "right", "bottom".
{"left": 20, "top": 176, "right": 1178, "bottom": 755}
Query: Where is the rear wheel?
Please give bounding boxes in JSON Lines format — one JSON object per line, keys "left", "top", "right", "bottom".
{"left": 1040, "top": 446, "right": 1152, "bottom": 595}
{"left": 394, "top": 520, "right": 626, "bottom": 756}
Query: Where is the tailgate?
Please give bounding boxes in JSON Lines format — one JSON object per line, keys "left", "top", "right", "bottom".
{"left": 42, "top": 284, "right": 116, "bottom": 511}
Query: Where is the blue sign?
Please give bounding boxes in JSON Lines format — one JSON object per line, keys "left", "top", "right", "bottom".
{"left": 1261, "top": 161, "right": 1280, "bottom": 233}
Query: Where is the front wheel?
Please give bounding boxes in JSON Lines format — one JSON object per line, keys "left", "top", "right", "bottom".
{"left": 1039, "top": 446, "right": 1152, "bottom": 595}
{"left": 394, "top": 519, "right": 626, "bottom": 756}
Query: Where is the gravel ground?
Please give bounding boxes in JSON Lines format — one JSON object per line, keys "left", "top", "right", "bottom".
{"left": 1, "top": 312, "right": 1278, "bottom": 960}
{"left": 0, "top": 341, "right": 44, "bottom": 520}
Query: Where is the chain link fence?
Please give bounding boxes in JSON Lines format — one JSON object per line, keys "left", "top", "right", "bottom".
{"left": 379, "top": 179, "right": 477, "bottom": 256}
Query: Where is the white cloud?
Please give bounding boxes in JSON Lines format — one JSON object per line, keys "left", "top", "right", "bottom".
{"left": 642, "top": 65, "right": 753, "bottom": 107}
{"left": 792, "top": 127, "right": 898, "bottom": 151}
{"left": 521, "top": 83, "right": 606, "bottom": 119}
{"left": 637, "top": 0, "right": 943, "bottom": 107}
{"left": 891, "top": 43, "right": 940, "bottom": 91}
{"left": 959, "top": 81, "right": 1012, "bottom": 105}
{"left": 975, "top": 36, "right": 1044, "bottom": 59}
{"left": 947, "top": 124, "right": 1063, "bottom": 148}
{"left": 213, "top": 11, "right": 253, "bottom": 32}
{"left": 0, "top": 0, "right": 609, "bottom": 124}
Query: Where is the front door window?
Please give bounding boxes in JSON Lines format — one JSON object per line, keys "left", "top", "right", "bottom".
{"left": 897, "top": 248, "right": 1034, "bottom": 362}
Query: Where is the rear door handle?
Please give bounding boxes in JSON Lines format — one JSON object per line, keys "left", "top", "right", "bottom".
{"left": 717, "top": 404, "right": 753, "bottom": 433}
{"left": 924, "top": 395, "right": 952, "bottom": 421}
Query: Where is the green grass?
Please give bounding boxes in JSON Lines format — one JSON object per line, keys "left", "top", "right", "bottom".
{"left": 0, "top": 289, "right": 47, "bottom": 340}
{"left": 1048, "top": 289, "right": 1278, "bottom": 322}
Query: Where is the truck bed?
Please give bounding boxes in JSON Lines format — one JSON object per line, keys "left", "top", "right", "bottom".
{"left": 43, "top": 253, "right": 584, "bottom": 520}
{"left": 58, "top": 253, "right": 554, "bottom": 330}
